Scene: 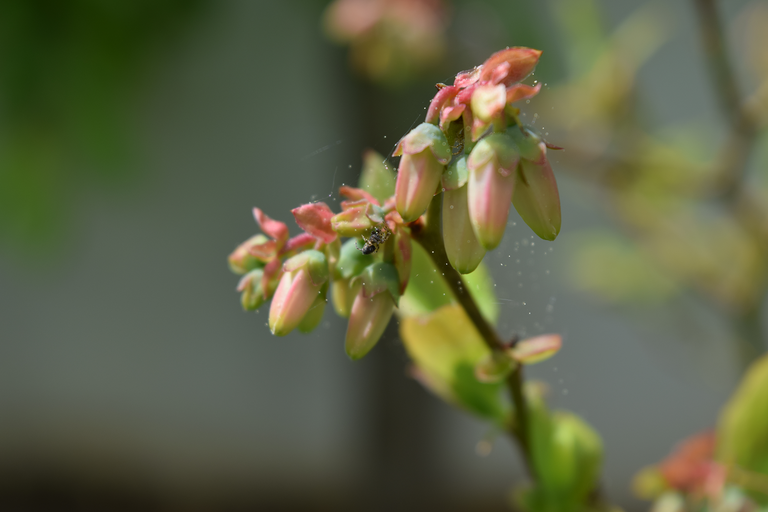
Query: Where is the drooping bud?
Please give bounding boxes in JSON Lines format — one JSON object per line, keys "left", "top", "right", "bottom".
{"left": 345, "top": 262, "right": 400, "bottom": 360}
{"left": 331, "top": 278, "right": 356, "bottom": 318}
{"left": 228, "top": 235, "right": 269, "bottom": 274}
{"left": 393, "top": 123, "right": 451, "bottom": 222}
{"left": 345, "top": 290, "right": 395, "bottom": 360}
{"left": 392, "top": 227, "right": 412, "bottom": 293}
{"left": 298, "top": 283, "right": 328, "bottom": 334}
{"left": 509, "top": 128, "right": 561, "bottom": 241}
{"left": 466, "top": 133, "right": 520, "bottom": 250}
{"left": 268, "top": 250, "right": 329, "bottom": 336}
{"left": 237, "top": 268, "right": 266, "bottom": 311}
{"left": 443, "top": 184, "right": 487, "bottom": 274}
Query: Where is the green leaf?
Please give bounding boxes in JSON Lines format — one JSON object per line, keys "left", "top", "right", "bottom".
{"left": 463, "top": 261, "right": 499, "bottom": 325}
{"left": 566, "top": 230, "right": 678, "bottom": 303}
{"left": 718, "top": 353, "right": 768, "bottom": 502}
{"left": 398, "top": 241, "right": 453, "bottom": 316}
{"left": 358, "top": 150, "right": 396, "bottom": 204}
{"left": 398, "top": 241, "right": 498, "bottom": 324}
{"left": 400, "top": 304, "right": 509, "bottom": 422}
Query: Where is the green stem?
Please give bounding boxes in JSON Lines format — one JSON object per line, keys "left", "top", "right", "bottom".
{"left": 411, "top": 193, "right": 533, "bottom": 473}
{"left": 693, "top": 0, "right": 758, "bottom": 202}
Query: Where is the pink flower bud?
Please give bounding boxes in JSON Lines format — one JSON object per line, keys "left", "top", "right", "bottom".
{"left": 467, "top": 133, "right": 520, "bottom": 250}
{"left": 393, "top": 227, "right": 412, "bottom": 293}
{"left": 509, "top": 128, "right": 561, "bottom": 241}
{"left": 345, "top": 262, "right": 400, "bottom": 359}
{"left": 291, "top": 202, "right": 337, "bottom": 243}
{"left": 268, "top": 251, "right": 329, "bottom": 336}
{"left": 331, "top": 278, "right": 357, "bottom": 318}
{"left": 237, "top": 269, "right": 266, "bottom": 311}
{"left": 393, "top": 123, "right": 451, "bottom": 222}
{"left": 297, "top": 283, "right": 328, "bottom": 334}
{"left": 345, "top": 289, "right": 395, "bottom": 360}
{"left": 228, "top": 234, "right": 269, "bottom": 274}
{"left": 330, "top": 202, "right": 376, "bottom": 237}
{"left": 478, "top": 47, "right": 541, "bottom": 86}
{"left": 442, "top": 185, "right": 486, "bottom": 274}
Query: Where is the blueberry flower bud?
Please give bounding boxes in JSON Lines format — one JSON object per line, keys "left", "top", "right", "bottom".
{"left": 229, "top": 234, "right": 269, "bottom": 274}
{"left": 268, "top": 250, "right": 329, "bottom": 336}
{"left": 509, "top": 128, "right": 561, "bottom": 241}
{"left": 345, "top": 262, "right": 400, "bottom": 360}
{"left": 393, "top": 123, "right": 451, "bottom": 222}
{"left": 297, "top": 283, "right": 328, "bottom": 334}
{"left": 237, "top": 268, "right": 266, "bottom": 311}
{"left": 443, "top": 184, "right": 486, "bottom": 274}
{"left": 345, "top": 289, "right": 395, "bottom": 360}
{"left": 467, "top": 133, "right": 520, "bottom": 250}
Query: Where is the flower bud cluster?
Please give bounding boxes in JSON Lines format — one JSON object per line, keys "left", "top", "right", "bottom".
{"left": 229, "top": 47, "right": 560, "bottom": 358}
{"left": 393, "top": 47, "right": 562, "bottom": 273}
{"left": 229, "top": 189, "right": 411, "bottom": 360}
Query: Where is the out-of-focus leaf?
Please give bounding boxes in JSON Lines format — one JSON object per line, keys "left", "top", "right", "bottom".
{"left": 631, "top": 466, "right": 669, "bottom": 500}
{"left": 718, "top": 353, "right": 768, "bottom": 498}
{"left": 398, "top": 241, "right": 453, "bottom": 316}
{"left": 519, "top": 383, "right": 603, "bottom": 512}
{"left": 358, "top": 150, "right": 396, "bottom": 204}
{"left": 462, "top": 260, "right": 499, "bottom": 325}
{"left": 400, "top": 304, "right": 508, "bottom": 422}
{"left": 399, "top": 241, "right": 499, "bottom": 325}
{"left": 566, "top": 231, "right": 678, "bottom": 303}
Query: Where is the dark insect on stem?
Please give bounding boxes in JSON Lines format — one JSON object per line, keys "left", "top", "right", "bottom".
{"left": 356, "top": 225, "right": 392, "bottom": 255}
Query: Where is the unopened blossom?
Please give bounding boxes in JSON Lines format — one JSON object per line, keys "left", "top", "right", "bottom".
{"left": 440, "top": 155, "right": 486, "bottom": 273}
{"left": 509, "top": 127, "right": 561, "bottom": 241}
{"left": 269, "top": 250, "right": 329, "bottom": 336}
{"left": 345, "top": 262, "right": 400, "bottom": 359}
{"left": 230, "top": 208, "right": 314, "bottom": 310}
{"left": 393, "top": 122, "right": 451, "bottom": 223}
{"left": 467, "top": 133, "right": 520, "bottom": 250}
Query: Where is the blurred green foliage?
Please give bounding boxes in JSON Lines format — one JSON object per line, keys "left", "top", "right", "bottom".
{"left": 0, "top": 0, "right": 202, "bottom": 253}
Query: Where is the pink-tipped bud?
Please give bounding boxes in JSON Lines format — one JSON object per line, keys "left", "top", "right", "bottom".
{"left": 237, "top": 269, "right": 266, "bottom": 311}
{"left": 393, "top": 123, "right": 451, "bottom": 223}
{"left": 297, "top": 283, "right": 328, "bottom": 334}
{"left": 345, "top": 262, "right": 400, "bottom": 359}
{"left": 331, "top": 278, "right": 357, "bottom": 318}
{"left": 345, "top": 289, "right": 395, "bottom": 360}
{"left": 330, "top": 202, "right": 376, "bottom": 237}
{"left": 478, "top": 47, "right": 541, "bottom": 86}
{"left": 268, "top": 251, "right": 329, "bottom": 336}
{"left": 467, "top": 133, "right": 520, "bottom": 250}
{"left": 291, "top": 202, "right": 337, "bottom": 243}
{"left": 443, "top": 185, "right": 486, "bottom": 274}
{"left": 228, "top": 234, "right": 269, "bottom": 274}
{"left": 509, "top": 128, "right": 561, "bottom": 241}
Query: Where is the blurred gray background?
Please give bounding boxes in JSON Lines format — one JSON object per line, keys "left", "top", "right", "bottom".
{"left": 0, "top": 0, "right": 754, "bottom": 510}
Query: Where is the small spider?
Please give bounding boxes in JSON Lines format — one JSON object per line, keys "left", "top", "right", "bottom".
{"left": 356, "top": 225, "right": 391, "bottom": 255}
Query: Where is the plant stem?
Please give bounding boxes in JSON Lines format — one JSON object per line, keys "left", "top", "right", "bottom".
{"left": 693, "top": 0, "right": 758, "bottom": 202}
{"left": 411, "top": 193, "right": 533, "bottom": 473}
